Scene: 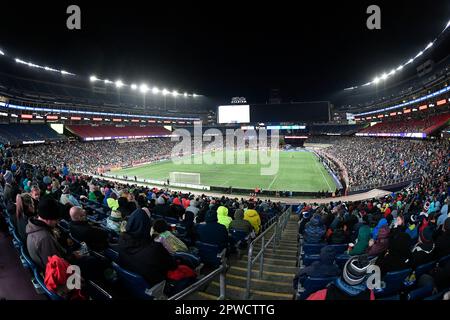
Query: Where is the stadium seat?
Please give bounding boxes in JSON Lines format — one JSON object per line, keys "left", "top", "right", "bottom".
{"left": 104, "top": 248, "right": 120, "bottom": 262}
{"left": 172, "top": 251, "right": 202, "bottom": 270}
{"left": 374, "top": 268, "right": 412, "bottom": 298}
{"left": 414, "top": 260, "right": 436, "bottom": 279}
{"left": 111, "top": 262, "right": 166, "bottom": 300}
{"left": 302, "top": 254, "right": 320, "bottom": 266}
{"left": 302, "top": 243, "right": 326, "bottom": 256}
{"left": 195, "top": 241, "right": 225, "bottom": 268}
{"left": 328, "top": 244, "right": 348, "bottom": 255}
{"left": 296, "top": 276, "right": 338, "bottom": 300}
{"left": 336, "top": 254, "right": 351, "bottom": 268}
{"left": 438, "top": 254, "right": 450, "bottom": 267}
{"left": 32, "top": 269, "right": 64, "bottom": 301}
{"left": 423, "top": 287, "right": 450, "bottom": 300}
{"left": 407, "top": 284, "right": 434, "bottom": 300}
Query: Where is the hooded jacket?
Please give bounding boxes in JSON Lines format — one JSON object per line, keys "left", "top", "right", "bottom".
{"left": 26, "top": 217, "right": 67, "bottom": 270}
{"left": 367, "top": 225, "right": 390, "bottom": 257}
{"left": 372, "top": 218, "right": 388, "bottom": 241}
{"left": 195, "top": 210, "right": 229, "bottom": 250}
{"left": 295, "top": 246, "right": 340, "bottom": 289}
{"left": 244, "top": 208, "right": 261, "bottom": 234}
{"left": 118, "top": 210, "right": 176, "bottom": 286}
{"left": 349, "top": 225, "right": 370, "bottom": 256}
{"left": 217, "top": 206, "right": 232, "bottom": 229}
{"left": 304, "top": 216, "right": 326, "bottom": 244}
{"left": 229, "top": 209, "right": 253, "bottom": 234}
{"left": 376, "top": 232, "right": 412, "bottom": 275}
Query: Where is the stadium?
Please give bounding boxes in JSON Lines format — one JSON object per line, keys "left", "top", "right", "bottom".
{"left": 0, "top": 2, "right": 450, "bottom": 306}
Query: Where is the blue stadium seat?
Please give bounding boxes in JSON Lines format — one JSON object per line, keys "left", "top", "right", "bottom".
{"left": 374, "top": 268, "right": 412, "bottom": 298}
{"left": 302, "top": 254, "right": 320, "bottom": 266}
{"left": 296, "top": 276, "right": 338, "bottom": 300}
{"left": 423, "top": 287, "right": 449, "bottom": 300}
{"left": 58, "top": 219, "right": 70, "bottom": 233}
{"left": 328, "top": 244, "right": 348, "bottom": 255}
{"left": 111, "top": 262, "right": 166, "bottom": 300}
{"left": 438, "top": 254, "right": 450, "bottom": 267}
{"left": 32, "top": 269, "right": 64, "bottom": 301}
{"left": 414, "top": 260, "right": 436, "bottom": 279}
{"left": 172, "top": 251, "right": 202, "bottom": 270}
{"left": 302, "top": 243, "right": 326, "bottom": 256}
{"left": 336, "top": 254, "right": 351, "bottom": 268}
{"left": 195, "top": 241, "right": 223, "bottom": 268}
{"left": 407, "top": 284, "right": 434, "bottom": 300}
{"left": 104, "top": 248, "right": 119, "bottom": 262}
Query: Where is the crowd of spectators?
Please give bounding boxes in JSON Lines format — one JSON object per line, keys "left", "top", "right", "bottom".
{"left": 294, "top": 143, "right": 450, "bottom": 299}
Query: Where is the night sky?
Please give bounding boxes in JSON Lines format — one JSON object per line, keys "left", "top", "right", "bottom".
{"left": 1, "top": 0, "right": 449, "bottom": 104}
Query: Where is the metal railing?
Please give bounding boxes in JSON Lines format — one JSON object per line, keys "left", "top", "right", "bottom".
{"left": 168, "top": 249, "right": 227, "bottom": 300}
{"left": 244, "top": 206, "right": 292, "bottom": 299}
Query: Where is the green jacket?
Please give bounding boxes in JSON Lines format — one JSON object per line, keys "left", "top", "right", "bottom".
{"left": 349, "top": 225, "right": 371, "bottom": 256}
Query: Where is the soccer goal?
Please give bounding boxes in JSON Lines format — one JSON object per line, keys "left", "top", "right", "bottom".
{"left": 169, "top": 172, "right": 201, "bottom": 185}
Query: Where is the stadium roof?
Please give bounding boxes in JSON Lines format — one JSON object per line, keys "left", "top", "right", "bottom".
{"left": 1, "top": 1, "right": 450, "bottom": 105}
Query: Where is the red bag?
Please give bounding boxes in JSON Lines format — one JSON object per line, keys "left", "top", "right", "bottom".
{"left": 167, "top": 264, "right": 196, "bottom": 281}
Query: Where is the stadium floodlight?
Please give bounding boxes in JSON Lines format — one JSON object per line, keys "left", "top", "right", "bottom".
{"left": 193, "top": 93, "right": 197, "bottom": 97}
{"left": 172, "top": 90, "right": 179, "bottom": 97}
{"left": 90, "top": 75, "right": 98, "bottom": 82}
{"left": 15, "top": 58, "right": 25, "bottom": 64}
{"left": 415, "top": 51, "right": 423, "bottom": 58}
{"left": 162, "top": 89, "right": 169, "bottom": 96}
{"left": 380, "top": 73, "right": 388, "bottom": 80}
{"left": 0, "top": 49, "right": 4, "bottom": 55}
{"left": 388, "top": 69, "right": 396, "bottom": 76}
{"left": 115, "top": 80, "right": 124, "bottom": 88}
{"left": 152, "top": 87, "right": 160, "bottom": 94}
{"left": 425, "top": 42, "right": 433, "bottom": 50}
{"left": 104, "top": 79, "right": 113, "bottom": 84}
{"left": 184, "top": 92, "right": 188, "bottom": 97}
{"left": 396, "top": 65, "right": 403, "bottom": 71}
{"left": 60, "top": 70, "right": 70, "bottom": 75}
{"left": 406, "top": 58, "right": 414, "bottom": 65}
{"left": 140, "top": 84, "right": 149, "bottom": 93}
{"left": 131, "top": 84, "right": 138, "bottom": 90}
{"left": 445, "top": 20, "right": 450, "bottom": 31}
{"left": 373, "top": 77, "right": 380, "bottom": 84}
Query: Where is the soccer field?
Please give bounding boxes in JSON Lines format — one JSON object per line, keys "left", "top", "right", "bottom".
{"left": 112, "top": 150, "right": 336, "bottom": 192}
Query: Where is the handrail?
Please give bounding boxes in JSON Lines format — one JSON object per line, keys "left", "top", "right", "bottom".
{"left": 245, "top": 206, "right": 292, "bottom": 299}
{"left": 168, "top": 249, "right": 227, "bottom": 300}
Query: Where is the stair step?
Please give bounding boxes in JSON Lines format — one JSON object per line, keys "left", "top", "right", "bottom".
{"left": 225, "top": 274, "right": 293, "bottom": 294}
{"left": 228, "top": 266, "right": 295, "bottom": 282}
{"left": 184, "top": 291, "right": 219, "bottom": 300}
{"left": 207, "top": 282, "right": 293, "bottom": 300}
{"left": 246, "top": 251, "right": 297, "bottom": 260}
{"left": 241, "top": 255, "right": 298, "bottom": 266}
{"left": 233, "top": 260, "right": 298, "bottom": 273}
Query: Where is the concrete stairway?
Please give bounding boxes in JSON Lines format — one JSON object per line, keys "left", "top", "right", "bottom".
{"left": 186, "top": 214, "right": 299, "bottom": 300}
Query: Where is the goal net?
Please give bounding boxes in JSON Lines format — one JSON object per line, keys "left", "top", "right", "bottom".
{"left": 169, "top": 172, "right": 201, "bottom": 185}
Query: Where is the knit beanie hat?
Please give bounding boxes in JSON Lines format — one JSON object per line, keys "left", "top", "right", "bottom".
{"left": 38, "top": 196, "right": 62, "bottom": 220}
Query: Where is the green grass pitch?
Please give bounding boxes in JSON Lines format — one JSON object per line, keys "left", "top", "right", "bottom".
{"left": 112, "top": 150, "right": 337, "bottom": 192}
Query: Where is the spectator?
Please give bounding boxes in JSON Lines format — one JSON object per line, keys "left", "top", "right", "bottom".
{"left": 367, "top": 225, "right": 390, "bottom": 257}
{"left": 294, "top": 246, "right": 340, "bottom": 290}
{"left": 304, "top": 214, "right": 326, "bottom": 244}
{"left": 376, "top": 232, "right": 412, "bottom": 275}
{"left": 118, "top": 212, "right": 176, "bottom": 287}
{"left": 106, "top": 192, "right": 119, "bottom": 211}
{"left": 244, "top": 202, "right": 261, "bottom": 234}
{"left": 348, "top": 224, "right": 370, "bottom": 256}
{"left": 411, "top": 226, "right": 435, "bottom": 268}
{"left": 307, "top": 255, "right": 375, "bottom": 300}
{"left": 15, "top": 193, "right": 36, "bottom": 243}
{"left": 217, "top": 206, "right": 232, "bottom": 229}
{"left": 229, "top": 209, "right": 254, "bottom": 235}
{"left": 69, "top": 206, "right": 109, "bottom": 251}
{"left": 106, "top": 210, "right": 123, "bottom": 233}
{"left": 434, "top": 218, "right": 450, "bottom": 259}
{"left": 59, "top": 185, "right": 80, "bottom": 207}
{"left": 26, "top": 196, "right": 65, "bottom": 270}
{"left": 195, "top": 210, "right": 230, "bottom": 250}
{"left": 152, "top": 219, "right": 189, "bottom": 254}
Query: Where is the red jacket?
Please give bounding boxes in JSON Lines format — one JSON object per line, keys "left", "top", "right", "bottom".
{"left": 307, "top": 288, "right": 375, "bottom": 300}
